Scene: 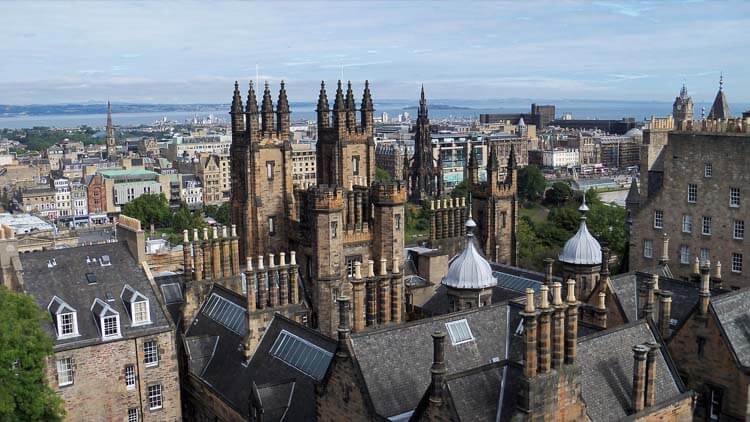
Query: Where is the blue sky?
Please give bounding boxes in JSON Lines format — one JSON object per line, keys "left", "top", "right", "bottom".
{"left": 2, "top": 0, "right": 748, "bottom": 104}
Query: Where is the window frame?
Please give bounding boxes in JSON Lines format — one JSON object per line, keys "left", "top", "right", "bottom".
{"left": 679, "top": 245, "right": 690, "bottom": 265}
{"left": 57, "top": 312, "right": 78, "bottom": 339}
{"left": 702, "top": 216, "right": 712, "bottom": 236}
{"left": 730, "top": 187, "right": 741, "bottom": 208}
{"left": 128, "top": 407, "right": 140, "bottom": 422}
{"left": 687, "top": 183, "right": 697, "bottom": 203}
{"left": 643, "top": 239, "right": 653, "bottom": 258}
{"left": 57, "top": 357, "right": 74, "bottom": 387}
{"left": 102, "top": 314, "right": 120, "bottom": 339}
{"left": 144, "top": 340, "right": 159, "bottom": 367}
{"left": 653, "top": 210, "right": 663, "bottom": 229}
{"left": 734, "top": 220, "right": 745, "bottom": 240}
{"left": 732, "top": 252, "right": 743, "bottom": 273}
{"left": 682, "top": 215, "right": 692, "bottom": 233}
{"left": 125, "top": 364, "right": 136, "bottom": 390}
{"left": 704, "top": 163, "right": 713, "bottom": 178}
{"left": 147, "top": 384, "right": 163, "bottom": 410}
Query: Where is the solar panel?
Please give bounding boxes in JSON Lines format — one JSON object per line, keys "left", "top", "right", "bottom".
{"left": 202, "top": 293, "right": 247, "bottom": 335}
{"left": 160, "top": 283, "right": 183, "bottom": 304}
{"left": 493, "top": 272, "right": 541, "bottom": 293}
{"left": 270, "top": 329, "right": 333, "bottom": 380}
{"left": 445, "top": 319, "right": 474, "bottom": 345}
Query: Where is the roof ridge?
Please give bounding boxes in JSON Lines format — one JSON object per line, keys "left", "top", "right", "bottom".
{"left": 711, "top": 287, "right": 750, "bottom": 304}
{"left": 445, "top": 360, "right": 505, "bottom": 381}
{"left": 578, "top": 318, "right": 649, "bottom": 343}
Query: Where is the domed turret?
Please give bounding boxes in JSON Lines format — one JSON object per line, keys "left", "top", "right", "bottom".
{"left": 559, "top": 194, "right": 601, "bottom": 265}
{"left": 442, "top": 216, "right": 497, "bottom": 290}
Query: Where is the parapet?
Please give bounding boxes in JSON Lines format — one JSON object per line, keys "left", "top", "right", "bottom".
{"left": 310, "top": 185, "right": 346, "bottom": 210}
{"left": 370, "top": 181, "right": 407, "bottom": 205}
{"left": 118, "top": 215, "right": 142, "bottom": 232}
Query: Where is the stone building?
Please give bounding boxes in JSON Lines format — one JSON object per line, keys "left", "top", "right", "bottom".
{"left": 291, "top": 142, "right": 317, "bottom": 188}
{"left": 10, "top": 218, "right": 181, "bottom": 421}
{"left": 407, "top": 86, "right": 443, "bottom": 201}
{"left": 672, "top": 84, "right": 694, "bottom": 123}
{"left": 196, "top": 154, "right": 223, "bottom": 205}
{"left": 105, "top": 101, "right": 118, "bottom": 160}
{"left": 229, "top": 80, "right": 406, "bottom": 337}
{"left": 374, "top": 142, "right": 405, "bottom": 181}
{"left": 627, "top": 100, "right": 750, "bottom": 289}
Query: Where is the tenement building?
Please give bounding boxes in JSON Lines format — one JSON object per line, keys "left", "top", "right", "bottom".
{"left": 7, "top": 218, "right": 181, "bottom": 420}
{"left": 228, "top": 80, "right": 406, "bottom": 336}
{"left": 628, "top": 85, "right": 750, "bottom": 289}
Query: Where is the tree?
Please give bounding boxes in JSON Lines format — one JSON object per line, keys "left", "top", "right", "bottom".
{"left": 204, "top": 202, "right": 230, "bottom": 226}
{"left": 375, "top": 167, "right": 392, "bottom": 182}
{"left": 121, "top": 193, "right": 171, "bottom": 228}
{"left": 450, "top": 180, "right": 469, "bottom": 199}
{"left": 586, "top": 202, "right": 628, "bottom": 271}
{"left": 172, "top": 202, "right": 204, "bottom": 233}
{"left": 545, "top": 182, "right": 573, "bottom": 206}
{"left": 548, "top": 207, "right": 581, "bottom": 233}
{"left": 518, "top": 165, "right": 546, "bottom": 201}
{"left": 0, "top": 287, "right": 65, "bottom": 421}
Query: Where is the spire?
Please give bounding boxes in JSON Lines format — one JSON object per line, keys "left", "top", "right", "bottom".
{"left": 680, "top": 83, "right": 688, "bottom": 99}
{"left": 317, "top": 81, "right": 330, "bottom": 129}
{"left": 333, "top": 80, "right": 345, "bottom": 111}
{"left": 579, "top": 189, "right": 589, "bottom": 214}
{"left": 419, "top": 84, "right": 428, "bottom": 118}
{"left": 626, "top": 178, "right": 640, "bottom": 206}
{"left": 261, "top": 81, "right": 274, "bottom": 132}
{"left": 276, "top": 80, "right": 290, "bottom": 135}
{"left": 361, "top": 80, "right": 373, "bottom": 111}
{"left": 361, "top": 80, "right": 374, "bottom": 131}
{"left": 105, "top": 100, "right": 116, "bottom": 158}
{"left": 276, "top": 80, "right": 289, "bottom": 112}
{"left": 246, "top": 81, "right": 258, "bottom": 114}
{"left": 708, "top": 74, "right": 731, "bottom": 119}
{"left": 106, "top": 100, "right": 113, "bottom": 131}
{"left": 486, "top": 144, "right": 499, "bottom": 171}
{"left": 345, "top": 80, "right": 356, "bottom": 111}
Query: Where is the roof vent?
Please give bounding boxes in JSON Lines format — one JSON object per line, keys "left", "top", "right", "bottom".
{"left": 85, "top": 272, "right": 97, "bottom": 284}
{"left": 105, "top": 292, "right": 115, "bottom": 302}
{"left": 47, "top": 258, "right": 57, "bottom": 268}
{"left": 100, "top": 255, "right": 112, "bottom": 267}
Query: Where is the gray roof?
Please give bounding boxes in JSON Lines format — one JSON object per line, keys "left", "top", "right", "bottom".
{"left": 20, "top": 242, "right": 172, "bottom": 350}
{"left": 711, "top": 289, "right": 750, "bottom": 368}
{"left": 349, "top": 303, "right": 511, "bottom": 418}
{"left": 708, "top": 87, "right": 731, "bottom": 120}
{"left": 577, "top": 321, "right": 683, "bottom": 421}
{"left": 184, "top": 286, "right": 333, "bottom": 420}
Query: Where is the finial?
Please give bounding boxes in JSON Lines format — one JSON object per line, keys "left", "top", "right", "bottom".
{"left": 579, "top": 188, "right": 589, "bottom": 213}
{"left": 719, "top": 72, "right": 724, "bottom": 91}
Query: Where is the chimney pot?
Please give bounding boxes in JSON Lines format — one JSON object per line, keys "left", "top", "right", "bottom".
{"left": 392, "top": 257, "right": 400, "bottom": 274}
{"left": 539, "top": 285, "right": 550, "bottom": 309}
{"left": 279, "top": 252, "right": 286, "bottom": 266}
{"left": 368, "top": 259, "right": 375, "bottom": 278}
{"left": 552, "top": 282, "right": 563, "bottom": 306}
{"left": 222, "top": 226, "right": 228, "bottom": 238}
{"left": 566, "top": 280, "right": 577, "bottom": 303}
{"left": 692, "top": 256, "right": 700, "bottom": 275}
{"left": 380, "top": 258, "right": 388, "bottom": 276}
{"left": 257, "top": 255, "right": 265, "bottom": 270}
{"left": 268, "top": 253, "right": 275, "bottom": 267}
{"left": 193, "top": 228, "right": 199, "bottom": 241}
{"left": 246, "top": 257, "right": 253, "bottom": 271}
{"left": 290, "top": 251, "right": 297, "bottom": 265}
{"left": 524, "top": 288, "right": 535, "bottom": 312}
{"left": 354, "top": 261, "right": 362, "bottom": 279}
{"left": 183, "top": 229, "right": 189, "bottom": 243}
{"left": 203, "top": 227, "right": 209, "bottom": 240}
{"left": 714, "top": 261, "right": 722, "bottom": 279}
{"left": 597, "top": 292, "right": 606, "bottom": 310}
{"left": 213, "top": 226, "right": 218, "bottom": 239}
{"left": 231, "top": 224, "right": 237, "bottom": 237}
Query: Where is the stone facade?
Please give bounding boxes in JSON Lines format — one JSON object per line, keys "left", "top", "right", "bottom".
{"left": 628, "top": 117, "right": 750, "bottom": 289}
{"left": 46, "top": 331, "right": 181, "bottom": 421}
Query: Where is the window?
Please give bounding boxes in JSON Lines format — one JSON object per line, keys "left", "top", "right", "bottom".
{"left": 707, "top": 386, "right": 723, "bottom": 421}
{"left": 58, "top": 312, "right": 76, "bottom": 337}
{"left": 395, "top": 214, "right": 401, "bottom": 230}
{"left": 732, "top": 253, "right": 743, "bottom": 273}
{"left": 268, "top": 217, "right": 275, "bottom": 236}
{"left": 730, "top": 187, "right": 741, "bottom": 207}
{"left": 352, "top": 155, "right": 360, "bottom": 176}
{"left": 125, "top": 365, "right": 136, "bottom": 390}
{"left": 147, "top": 384, "right": 163, "bottom": 410}
{"left": 128, "top": 408, "right": 139, "bottom": 422}
{"left": 269, "top": 330, "right": 333, "bottom": 380}
{"left": 266, "top": 161, "right": 275, "bottom": 180}
{"left": 643, "top": 240, "right": 653, "bottom": 258}
{"left": 697, "top": 336, "right": 706, "bottom": 359}
{"left": 687, "top": 183, "right": 697, "bottom": 203}
{"left": 700, "top": 248, "right": 710, "bottom": 264}
{"left": 57, "top": 357, "right": 74, "bottom": 386}
{"left": 330, "top": 221, "right": 337, "bottom": 239}
{"left": 704, "top": 163, "right": 713, "bottom": 178}
{"left": 734, "top": 220, "right": 745, "bottom": 240}
{"left": 132, "top": 301, "right": 150, "bottom": 325}
{"left": 679, "top": 245, "right": 690, "bottom": 264}
{"left": 653, "top": 210, "right": 663, "bottom": 229}
{"left": 345, "top": 255, "right": 362, "bottom": 278}
{"left": 144, "top": 340, "right": 159, "bottom": 367}
{"left": 702, "top": 216, "right": 712, "bottom": 235}
{"left": 446, "top": 319, "right": 474, "bottom": 345}
{"left": 682, "top": 215, "right": 693, "bottom": 233}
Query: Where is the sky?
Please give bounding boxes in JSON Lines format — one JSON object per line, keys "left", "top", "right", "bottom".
{"left": 2, "top": 0, "right": 748, "bottom": 104}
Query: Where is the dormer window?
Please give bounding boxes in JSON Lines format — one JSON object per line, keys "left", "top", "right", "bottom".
{"left": 100, "top": 255, "right": 112, "bottom": 267}
{"left": 48, "top": 296, "right": 79, "bottom": 339}
{"left": 121, "top": 284, "right": 151, "bottom": 326}
{"left": 91, "top": 298, "right": 121, "bottom": 340}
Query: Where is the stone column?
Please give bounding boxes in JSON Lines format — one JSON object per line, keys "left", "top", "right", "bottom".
{"left": 699, "top": 264, "right": 711, "bottom": 315}
{"left": 658, "top": 291, "right": 672, "bottom": 338}
{"left": 246, "top": 257, "right": 256, "bottom": 313}
{"left": 537, "top": 285, "right": 552, "bottom": 374}
{"left": 565, "top": 280, "right": 579, "bottom": 364}
{"left": 391, "top": 257, "right": 402, "bottom": 323}
{"left": 257, "top": 255, "right": 267, "bottom": 310}
{"left": 182, "top": 230, "right": 192, "bottom": 280}
{"left": 429, "top": 201, "right": 437, "bottom": 240}
{"left": 645, "top": 342, "right": 658, "bottom": 408}
{"left": 202, "top": 228, "right": 211, "bottom": 280}
{"left": 221, "top": 226, "right": 231, "bottom": 278}
{"left": 378, "top": 258, "right": 391, "bottom": 324}
{"left": 289, "top": 251, "right": 299, "bottom": 304}
{"left": 278, "top": 253, "right": 288, "bottom": 306}
{"left": 352, "top": 262, "right": 365, "bottom": 332}
{"left": 193, "top": 229, "right": 203, "bottom": 281}
{"left": 551, "top": 282, "right": 565, "bottom": 369}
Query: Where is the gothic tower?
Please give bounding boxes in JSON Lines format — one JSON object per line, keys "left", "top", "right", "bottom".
{"left": 408, "top": 86, "right": 442, "bottom": 202}
{"left": 672, "top": 84, "right": 694, "bottom": 123}
{"left": 105, "top": 101, "right": 117, "bottom": 159}
{"left": 708, "top": 74, "right": 731, "bottom": 120}
{"left": 470, "top": 145, "right": 518, "bottom": 265}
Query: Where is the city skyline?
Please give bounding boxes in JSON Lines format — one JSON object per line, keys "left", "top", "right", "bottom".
{"left": 2, "top": 0, "right": 749, "bottom": 104}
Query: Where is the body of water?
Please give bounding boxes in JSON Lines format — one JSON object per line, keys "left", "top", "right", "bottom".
{"left": 1, "top": 100, "right": 747, "bottom": 129}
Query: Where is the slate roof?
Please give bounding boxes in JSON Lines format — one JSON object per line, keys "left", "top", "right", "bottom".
{"left": 442, "top": 233, "right": 497, "bottom": 290}
{"left": 20, "top": 242, "right": 172, "bottom": 351}
{"left": 349, "top": 303, "right": 511, "bottom": 418}
{"left": 708, "top": 87, "right": 731, "bottom": 120}
{"left": 711, "top": 289, "right": 750, "bottom": 369}
{"left": 577, "top": 321, "right": 684, "bottom": 421}
{"left": 184, "top": 285, "right": 334, "bottom": 420}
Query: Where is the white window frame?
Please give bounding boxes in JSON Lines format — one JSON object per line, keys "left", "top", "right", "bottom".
{"left": 732, "top": 253, "right": 743, "bottom": 273}
{"left": 730, "top": 187, "right": 741, "bottom": 208}
{"left": 702, "top": 216, "right": 712, "bottom": 235}
{"left": 679, "top": 245, "right": 690, "bottom": 264}
{"left": 643, "top": 239, "right": 653, "bottom": 258}
{"left": 445, "top": 319, "right": 475, "bottom": 345}
{"left": 102, "top": 315, "right": 120, "bottom": 339}
{"left": 57, "top": 357, "right": 74, "bottom": 387}
{"left": 700, "top": 248, "right": 710, "bottom": 264}
{"left": 144, "top": 340, "right": 159, "bottom": 367}
{"left": 687, "top": 183, "right": 697, "bottom": 203}
{"left": 128, "top": 408, "right": 139, "bottom": 422}
{"left": 125, "top": 364, "right": 136, "bottom": 390}
{"left": 147, "top": 384, "right": 163, "bottom": 410}
{"left": 704, "top": 163, "right": 713, "bottom": 178}
{"left": 131, "top": 301, "right": 150, "bottom": 326}
{"left": 682, "top": 215, "right": 692, "bottom": 233}
{"left": 734, "top": 220, "right": 745, "bottom": 240}
{"left": 653, "top": 210, "right": 663, "bottom": 229}
{"left": 57, "top": 312, "right": 79, "bottom": 339}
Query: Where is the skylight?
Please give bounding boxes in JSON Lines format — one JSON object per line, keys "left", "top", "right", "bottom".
{"left": 202, "top": 293, "right": 247, "bottom": 335}
{"left": 160, "top": 283, "right": 183, "bottom": 304}
{"left": 269, "top": 330, "right": 333, "bottom": 380}
{"left": 446, "top": 319, "right": 474, "bottom": 345}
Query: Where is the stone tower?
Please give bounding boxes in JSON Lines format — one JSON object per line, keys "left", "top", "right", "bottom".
{"left": 105, "top": 101, "right": 117, "bottom": 159}
{"left": 408, "top": 86, "right": 442, "bottom": 202}
{"left": 469, "top": 144, "right": 519, "bottom": 265}
{"left": 672, "top": 84, "right": 693, "bottom": 124}
{"left": 229, "top": 81, "right": 294, "bottom": 260}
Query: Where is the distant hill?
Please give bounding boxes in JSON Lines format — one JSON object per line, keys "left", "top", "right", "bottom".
{"left": 401, "top": 104, "right": 473, "bottom": 111}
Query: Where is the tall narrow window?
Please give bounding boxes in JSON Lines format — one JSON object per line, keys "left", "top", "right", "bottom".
{"left": 734, "top": 220, "right": 745, "bottom": 240}
{"left": 103, "top": 315, "right": 119, "bottom": 338}
{"left": 147, "top": 384, "right": 163, "bottom": 410}
{"left": 144, "top": 340, "right": 159, "bottom": 367}
{"left": 708, "top": 387, "right": 723, "bottom": 421}
{"left": 58, "top": 312, "right": 77, "bottom": 337}
{"left": 732, "top": 253, "right": 743, "bottom": 273}
{"left": 702, "top": 216, "right": 712, "bottom": 235}
{"left": 395, "top": 214, "right": 401, "bottom": 230}
{"left": 125, "top": 364, "right": 136, "bottom": 390}
{"left": 268, "top": 217, "right": 275, "bottom": 236}
{"left": 730, "top": 187, "right": 741, "bottom": 207}
{"left": 654, "top": 210, "right": 663, "bottom": 229}
{"left": 352, "top": 155, "right": 360, "bottom": 176}
{"left": 57, "top": 357, "right": 74, "bottom": 386}
{"left": 679, "top": 245, "right": 690, "bottom": 264}
{"left": 266, "top": 161, "right": 275, "bottom": 181}
{"left": 704, "top": 163, "right": 713, "bottom": 178}
{"left": 682, "top": 215, "right": 692, "bottom": 233}
{"left": 697, "top": 336, "right": 706, "bottom": 358}
{"left": 127, "top": 408, "right": 139, "bottom": 422}
{"left": 700, "top": 248, "right": 710, "bottom": 264}
{"left": 330, "top": 221, "right": 338, "bottom": 239}
{"left": 687, "top": 183, "right": 697, "bottom": 203}
{"left": 643, "top": 240, "right": 653, "bottom": 258}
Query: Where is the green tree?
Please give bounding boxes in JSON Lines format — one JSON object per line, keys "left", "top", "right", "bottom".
{"left": 584, "top": 188, "right": 602, "bottom": 207}
{"left": 586, "top": 202, "right": 628, "bottom": 271}
{"left": 548, "top": 207, "right": 581, "bottom": 233}
{"left": 121, "top": 193, "right": 171, "bottom": 228}
{"left": 545, "top": 182, "right": 572, "bottom": 206}
{"left": 0, "top": 287, "right": 65, "bottom": 421}
{"left": 203, "top": 202, "right": 230, "bottom": 226}
{"left": 172, "top": 202, "right": 204, "bottom": 233}
{"left": 375, "top": 167, "right": 392, "bottom": 182}
{"left": 518, "top": 165, "right": 546, "bottom": 201}
{"left": 450, "top": 180, "right": 469, "bottom": 199}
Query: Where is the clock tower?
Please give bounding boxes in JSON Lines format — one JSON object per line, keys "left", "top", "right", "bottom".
{"left": 672, "top": 84, "right": 694, "bottom": 124}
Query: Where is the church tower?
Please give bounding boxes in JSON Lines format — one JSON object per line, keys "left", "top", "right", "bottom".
{"left": 408, "top": 86, "right": 442, "bottom": 202}
{"left": 672, "top": 84, "right": 694, "bottom": 124}
{"left": 105, "top": 101, "right": 117, "bottom": 159}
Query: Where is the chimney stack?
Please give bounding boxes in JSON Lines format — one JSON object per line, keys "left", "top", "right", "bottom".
{"left": 565, "top": 279, "right": 579, "bottom": 364}
{"left": 521, "top": 288, "right": 538, "bottom": 378}
{"left": 644, "top": 342, "right": 659, "bottom": 408}
{"left": 659, "top": 234, "right": 669, "bottom": 265}
{"left": 699, "top": 264, "right": 711, "bottom": 315}
{"left": 658, "top": 291, "right": 672, "bottom": 339}
{"left": 642, "top": 274, "right": 656, "bottom": 322}
{"left": 551, "top": 282, "right": 565, "bottom": 369}
{"left": 336, "top": 297, "right": 351, "bottom": 358}
{"left": 428, "top": 331, "right": 447, "bottom": 405}
{"left": 594, "top": 291, "right": 607, "bottom": 328}
{"left": 537, "top": 285, "right": 552, "bottom": 374}
{"left": 543, "top": 258, "right": 554, "bottom": 285}
{"left": 352, "top": 262, "right": 365, "bottom": 332}
{"left": 631, "top": 345, "right": 649, "bottom": 412}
